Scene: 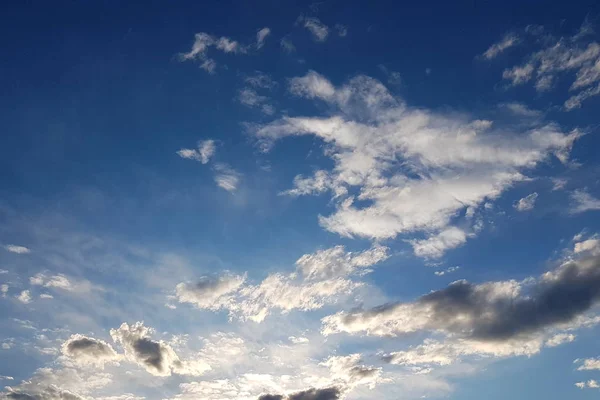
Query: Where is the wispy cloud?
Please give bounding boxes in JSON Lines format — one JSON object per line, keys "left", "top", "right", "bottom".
{"left": 299, "top": 16, "right": 329, "bottom": 42}
{"left": 4, "top": 244, "right": 30, "bottom": 254}
{"left": 177, "top": 140, "right": 216, "bottom": 164}
{"left": 256, "top": 27, "right": 271, "bottom": 49}
{"left": 480, "top": 33, "right": 520, "bottom": 60}
{"left": 570, "top": 189, "right": 600, "bottom": 213}
{"left": 514, "top": 192, "right": 539, "bottom": 212}
{"left": 213, "top": 163, "right": 242, "bottom": 193}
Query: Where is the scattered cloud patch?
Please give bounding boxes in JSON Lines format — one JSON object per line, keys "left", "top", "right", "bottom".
{"left": 570, "top": 190, "right": 600, "bottom": 213}
{"left": 61, "top": 334, "right": 119, "bottom": 367}
{"left": 514, "top": 192, "right": 538, "bottom": 211}
{"left": 177, "top": 140, "right": 216, "bottom": 164}
{"left": 4, "top": 245, "right": 30, "bottom": 254}
{"left": 335, "top": 24, "right": 348, "bottom": 37}
{"left": 299, "top": 17, "right": 329, "bottom": 42}
{"left": 16, "top": 290, "right": 32, "bottom": 304}
{"left": 213, "top": 163, "right": 242, "bottom": 193}
{"left": 480, "top": 33, "right": 520, "bottom": 60}
{"left": 256, "top": 27, "right": 271, "bottom": 49}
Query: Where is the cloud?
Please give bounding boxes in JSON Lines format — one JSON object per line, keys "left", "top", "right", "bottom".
{"left": 213, "top": 163, "right": 242, "bottom": 192}
{"left": 514, "top": 192, "right": 538, "bottom": 211}
{"left": 177, "top": 139, "right": 216, "bottom": 164}
{"left": 300, "top": 17, "right": 329, "bottom": 42}
{"left": 334, "top": 24, "right": 347, "bottom": 37}
{"left": 256, "top": 27, "right": 271, "bottom": 49}
{"left": 501, "top": 102, "right": 542, "bottom": 118}
{"left": 4, "top": 245, "right": 30, "bottom": 254}
{"left": 238, "top": 88, "right": 275, "bottom": 115}
{"left": 570, "top": 190, "right": 600, "bottom": 213}
{"left": 545, "top": 333, "right": 576, "bottom": 347}
{"left": 322, "top": 252, "right": 600, "bottom": 343}
{"left": 551, "top": 177, "right": 568, "bottom": 191}
{"left": 295, "top": 244, "right": 388, "bottom": 281}
{"left": 61, "top": 334, "right": 119, "bottom": 367}
{"left": 16, "top": 290, "right": 32, "bottom": 304}
{"left": 481, "top": 33, "right": 520, "bottom": 60}
{"left": 260, "top": 387, "right": 340, "bottom": 400}
{"left": 200, "top": 59, "right": 217, "bottom": 74}
{"left": 577, "top": 357, "right": 600, "bottom": 370}
{"left": 434, "top": 266, "right": 460, "bottom": 276}
{"left": 175, "top": 245, "right": 387, "bottom": 322}
{"left": 494, "top": 22, "right": 600, "bottom": 109}
{"left": 29, "top": 273, "right": 94, "bottom": 294}
{"left": 175, "top": 274, "right": 245, "bottom": 310}
{"left": 252, "top": 71, "right": 579, "bottom": 257}
{"left": 245, "top": 72, "right": 277, "bottom": 90}
{"left": 280, "top": 38, "right": 296, "bottom": 53}
{"left": 321, "top": 354, "right": 382, "bottom": 389}
{"left": 1, "top": 284, "right": 8, "bottom": 297}
{"left": 576, "top": 380, "right": 600, "bottom": 389}
{"left": 110, "top": 322, "right": 210, "bottom": 377}
{"left": 409, "top": 227, "right": 467, "bottom": 259}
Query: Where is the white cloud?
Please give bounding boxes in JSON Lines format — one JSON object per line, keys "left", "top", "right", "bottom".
{"left": 175, "top": 245, "right": 387, "bottom": 322}
{"left": 295, "top": 244, "right": 388, "bottom": 281}
{"left": 29, "top": 273, "right": 95, "bottom": 294}
{"left": 545, "top": 333, "right": 576, "bottom": 347}
{"left": 574, "top": 237, "right": 600, "bottom": 256}
{"left": 577, "top": 357, "right": 600, "bottom": 371}
{"left": 213, "top": 163, "right": 241, "bottom": 192}
{"left": 301, "top": 17, "right": 329, "bottom": 42}
{"left": 4, "top": 244, "right": 30, "bottom": 254}
{"left": 256, "top": 27, "right": 271, "bottom": 49}
{"left": 410, "top": 227, "right": 467, "bottom": 259}
{"left": 16, "top": 290, "right": 32, "bottom": 304}
{"left": 481, "top": 33, "right": 520, "bottom": 60}
{"left": 253, "top": 71, "right": 579, "bottom": 257}
{"left": 238, "top": 88, "right": 275, "bottom": 115}
{"left": 501, "top": 102, "right": 542, "bottom": 118}
{"left": 514, "top": 192, "right": 538, "bottom": 212}
{"left": 245, "top": 72, "right": 277, "bottom": 90}
{"left": 551, "top": 177, "right": 568, "bottom": 191}
{"left": 201, "top": 58, "right": 217, "bottom": 74}
{"left": 570, "top": 190, "right": 600, "bottom": 213}
{"left": 177, "top": 139, "right": 216, "bottom": 164}
{"left": 495, "top": 24, "right": 600, "bottom": 109}
{"left": 1, "top": 284, "right": 8, "bottom": 297}
{"left": 434, "top": 266, "right": 460, "bottom": 276}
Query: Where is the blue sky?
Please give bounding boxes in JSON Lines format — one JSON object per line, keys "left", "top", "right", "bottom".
{"left": 2, "top": 1, "right": 600, "bottom": 399}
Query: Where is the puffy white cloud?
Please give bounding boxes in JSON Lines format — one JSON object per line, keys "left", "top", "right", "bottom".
{"left": 570, "top": 190, "right": 600, "bottom": 213}
{"left": 110, "top": 322, "right": 210, "bottom": 377}
{"left": 481, "top": 33, "right": 520, "bottom": 60}
{"left": 514, "top": 192, "right": 538, "bottom": 212}
{"left": 577, "top": 357, "right": 600, "bottom": 370}
{"left": 4, "top": 245, "right": 30, "bottom": 254}
{"left": 176, "top": 139, "right": 216, "bottom": 164}
{"left": 434, "top": 266, "right": 460, "bottom": 276}
{"left": 16, "top": 290, "right": 32, "bottom": 304}
{"left": 576, "top": 380, "right": 600, "bottom": 389}
{"left": 410, "top": 227, "right": 467, "bottom": 259}
{"left": 252, "top": 71, "right": 579, "bottom": 257}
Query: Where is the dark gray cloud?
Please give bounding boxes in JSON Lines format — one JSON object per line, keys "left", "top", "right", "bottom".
{"left": 6, "top": 387, "right": 84, "bottom": 400}
{"left": 325, "top": 254, "right": 600, "bottom": 340}
{"left": 259, "top": 388, "right": 340, "bottom": 400}
{"left": 61, "top": 334, "right": 118, "bottom": 365}
{"left": 109, "top": 322, "right": 209, "bottom": 377}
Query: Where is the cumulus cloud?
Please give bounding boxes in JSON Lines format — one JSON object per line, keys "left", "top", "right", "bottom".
{"left": 514, "top": 192, "right": 538, "bottom": 211}
{"left": 4, "top": 245, "right": 30, "bottom": 254}
{"left": 176, "top": 139, "right": 216, "bottom": 164}
{"left": 570, "top": 189, "right": 600, "bottom": 213}
{"left": 577, "top": 357, "right": 600, "bottom": 370}
{"left": 321, "top": 354, "right": 382, "bottom": 389}
{"left": 409, "top": 227, "right": 467, "bottom": 259}
{"left": 481, "top": 33, "right": 520, "bottom": 59}
{"left": 252, "top": 71, "right": 579, "bottom": 257}
{"left": 16, "top": 290, "right": 32, "bottom": 304}
{"left": 175, "top": 274, "right": 245, "bottom": 310}
{"left": 545, "top": 333, "right": 576, "bottom": 347}
{"left": 434, "top": 266, "right": 460, "bottom": 276}
{"left": 322, "top": 253, "right": 600, "bottom": 345}
{"left": 61, "top": 335, "right": 119, "bottom": 367}
{"left": 576, "top": 380, "right": 600, "bottom": 389}
{"left": 110, "top": 322, "right": 210, "bottom": 377}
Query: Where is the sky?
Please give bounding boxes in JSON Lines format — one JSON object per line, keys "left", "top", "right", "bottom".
{"left": 2, "top": 1, "right": 600, "bottom": 399}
